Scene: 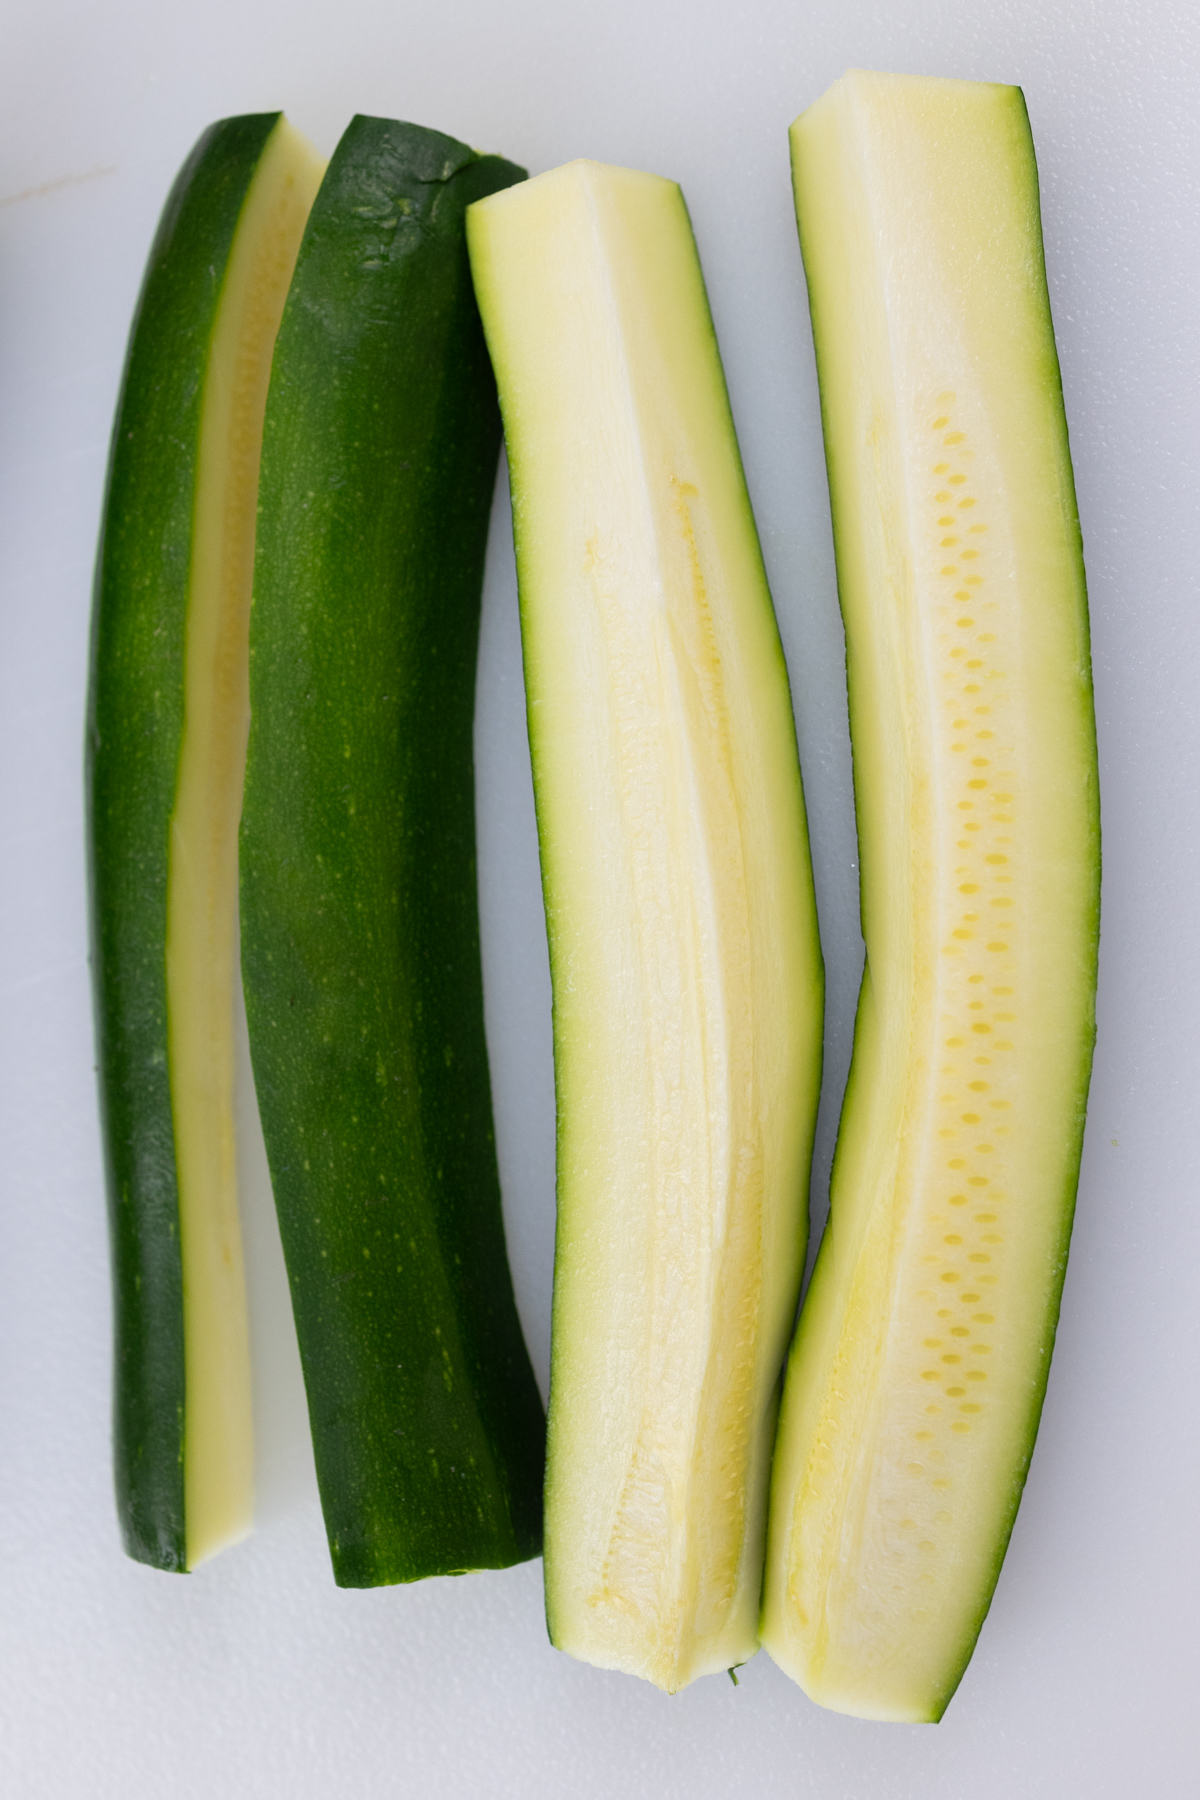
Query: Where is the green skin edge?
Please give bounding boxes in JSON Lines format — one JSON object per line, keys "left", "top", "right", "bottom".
{"left": 87, "top": 113, "right": 283, "bottom": 1573}
{"left": 795, "top": 87, "right": 1100, "bottom": 1718}
{"left": 240, "top": 115, "right": 545, "bottom": 1588}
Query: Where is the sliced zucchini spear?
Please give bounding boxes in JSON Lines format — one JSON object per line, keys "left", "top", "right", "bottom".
{"left": 88, "top": 113, "right": 324, "bottom": 1570}
{"left": 761, "top": 71, "right": 1099, "bottom": 1720}
{"left": 468, "top": 161, "right": 824, "bottom": 1690}
{"left": 240, "top": 117, "right": 545, "bottom": 1588}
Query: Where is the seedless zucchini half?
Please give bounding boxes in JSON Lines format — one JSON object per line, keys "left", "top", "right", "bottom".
{"left": 241, "top": 116, "right": 544, "bottom": 1588}
{"left": 468, "top": 161, "right": 824, "bottom": 1691}
{"left": 88, "top": 114, "right": 324, "bottom": 1569}
{"left": 761, "top": 71, "right": 1099, "bottom": 1720}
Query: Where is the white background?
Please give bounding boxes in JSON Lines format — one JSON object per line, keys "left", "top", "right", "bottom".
{"left": 1, "top": 0, "right": 1197, "bottom": 1793}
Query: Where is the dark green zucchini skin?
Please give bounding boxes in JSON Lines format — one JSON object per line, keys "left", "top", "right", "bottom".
{"left": 87, "top": 114, "right": 281, "bottom": 1572}
{"left": 240, "top": 116, "right": 544, "bottom": 1587}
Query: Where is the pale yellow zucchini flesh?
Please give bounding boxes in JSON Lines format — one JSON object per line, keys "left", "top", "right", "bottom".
{"left": 468, "top": 161, "right": 824, "bottom": 1691}
{"left": 760, "top": 72, "right": 1098, "bottom": 1719}
{"left": 167, "top": 119, "right": 325, "bottom": 1566}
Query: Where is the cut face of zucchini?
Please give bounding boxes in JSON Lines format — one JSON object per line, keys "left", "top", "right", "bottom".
{"left": 468, "top": 161, "right": 824, "bottom": 1691}
{"left": 88, "top": 113, "right": 323, "bottom": 1570}
{"left": 240, "top": 116, "right": 544, "bottom": 1588}
{"left": 760, "top": 71, "right": 1099, "bottom": 1721}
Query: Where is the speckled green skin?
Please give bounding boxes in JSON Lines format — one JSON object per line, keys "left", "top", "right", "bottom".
{"left": 240, "top": 116, "right": 544, "bottom": 1587}
{"left": 87, "top": 114, "right": 281, "bottom": 1572}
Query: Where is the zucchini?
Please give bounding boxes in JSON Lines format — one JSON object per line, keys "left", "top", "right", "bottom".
{"left": 468, "top": 161, "right": 824, "bottom": 1690}
{"left": 760, "top": 71, "right": 1099, "bottom": 1720}
{"left": 87, "top": 113, "right": 323, "bottom": 1571}
{"left": 240, "top": 116, "right": 544, "bottom": 1588}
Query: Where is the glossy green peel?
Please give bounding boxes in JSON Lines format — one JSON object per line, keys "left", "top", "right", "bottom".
{"left": 88, "top": 113, "right": 322, "bottom": 1570}
{"left": 761, "top": 71, "right": 1099, "bottom": 1721}
{"left": 240, "top": 117, "right": 544, "bottom": 1588}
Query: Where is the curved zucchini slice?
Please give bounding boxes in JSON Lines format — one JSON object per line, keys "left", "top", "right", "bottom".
{"left": 240, "top": 116, "right": 544, "bottom": 1588}
{"left": 468, "top": 161, "right": 824, "bottom": 1691}
{"left": 760, "top": 72, "right": 1099, "bottom": 1721}
{"left": 88, "top": 114, "right": 324, "bottom": 1570}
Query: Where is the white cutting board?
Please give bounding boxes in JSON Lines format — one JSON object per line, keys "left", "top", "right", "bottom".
{"left": 0, "top": 0, "right": 1196, "bottom": 1793}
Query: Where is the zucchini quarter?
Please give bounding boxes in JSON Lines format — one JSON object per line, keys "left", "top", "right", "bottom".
{"left": 88, "top": 114, "right": 323, "bottom": 1570}
{"left": 761, "top": 72, "right": 1099, "bottom": 1720}
{"left": 88, "top": 115, "right": 323, "bottom": 1571}
{"left": 240, "top": 117, "right": 544, "bottom": 1587}
{"left": 468, "top": 162, "right": 824, "bottom": 1690}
